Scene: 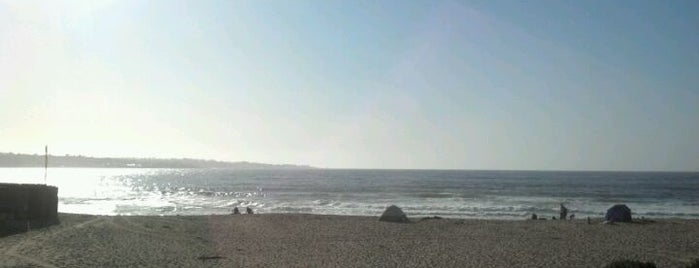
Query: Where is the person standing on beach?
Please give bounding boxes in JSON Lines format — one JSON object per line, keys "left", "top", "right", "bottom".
{"left": 560, "top": 203, "right": 568, "bottom": 220}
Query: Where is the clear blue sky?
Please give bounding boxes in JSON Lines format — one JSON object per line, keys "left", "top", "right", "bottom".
{"left": 1, "top": 0, "right": 697, "bottom": 170}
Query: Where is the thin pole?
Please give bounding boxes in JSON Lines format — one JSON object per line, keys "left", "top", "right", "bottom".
{"left": 44, "top": 145, "right": 48, "bottom": 185}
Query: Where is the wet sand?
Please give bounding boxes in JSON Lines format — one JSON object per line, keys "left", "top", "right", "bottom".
{"left": 1, "top": 213, "right": 698, "bottom": 267}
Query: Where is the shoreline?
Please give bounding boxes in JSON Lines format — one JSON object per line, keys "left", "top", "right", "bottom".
{"left": 52, "top": 210, "right": 699, "bottom": 221}
{"left": 48, "top": 212, "right": 699, "bottom": 221}
{"left": 2, "top": 213, "right": 698, "bottom": 267}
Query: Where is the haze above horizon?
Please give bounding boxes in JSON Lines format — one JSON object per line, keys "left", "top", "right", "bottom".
{"left": 1, "top": 1, "right": 698, "bottom": 171}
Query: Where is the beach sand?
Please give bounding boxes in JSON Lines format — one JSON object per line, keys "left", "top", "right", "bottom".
{"left": 1, "top": 213, "right": 698, "bottom": 267}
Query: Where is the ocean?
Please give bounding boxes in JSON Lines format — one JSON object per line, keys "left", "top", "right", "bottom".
{"left": 1, "top": 168, "right": 698, "bottom": 219}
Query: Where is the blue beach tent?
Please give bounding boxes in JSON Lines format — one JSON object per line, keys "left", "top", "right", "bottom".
{"left": 605, "top": 204, "right": 632, "bottom": 222}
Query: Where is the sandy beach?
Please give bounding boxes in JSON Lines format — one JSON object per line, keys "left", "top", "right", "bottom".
{"left": 1, "top": 213, "right": 698, "bottom": 267}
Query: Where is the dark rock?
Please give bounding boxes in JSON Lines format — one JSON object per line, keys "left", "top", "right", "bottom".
{"left": 531, "top": 213, "right": 538, "bottom": 220}
{"left": 379, "top": 205, "right": 409, "bottom": 223}
{"left": 605, "top": 204, "right": 632, "bottom": 223}
{"left": 246, "top": 207, "right": 254, "bottom": 214}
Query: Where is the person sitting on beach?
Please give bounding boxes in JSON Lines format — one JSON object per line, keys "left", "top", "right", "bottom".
{"left": 246, "top": 207, "right": 254, "bottom": 214}
{"left": 531, "top": 213, "right": 538, "bottom": 220}
{"left": 559, "top": 203, "right": 568, "bottom": 220}
{"left": 569, "top": 213, "right": 575, "bottom": 220}
{"left": 232, "top": 207, "right": 240, "bottom": 215}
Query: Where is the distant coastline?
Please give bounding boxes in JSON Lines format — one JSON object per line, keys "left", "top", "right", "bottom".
{"left": 0, "top": 152, "right": 313, "bottom": 169}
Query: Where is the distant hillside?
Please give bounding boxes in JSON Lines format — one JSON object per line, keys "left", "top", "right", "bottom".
{"left": 0, "top": 153, "right": 313, "bottom": 169}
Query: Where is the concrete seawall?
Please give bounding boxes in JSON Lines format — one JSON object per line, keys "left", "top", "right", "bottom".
{"left": 0, "top": 183, "right": 59, "bottom": 236}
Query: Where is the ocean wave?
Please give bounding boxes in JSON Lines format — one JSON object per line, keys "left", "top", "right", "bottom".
{"left": 270, "top": 206, "right": 313, "bottom": 213}
{"left": 413, "top": 192, "right": 456, "bottom": 198}
{"left": 639, "top": 212, "right": 699, "bottom": 218}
